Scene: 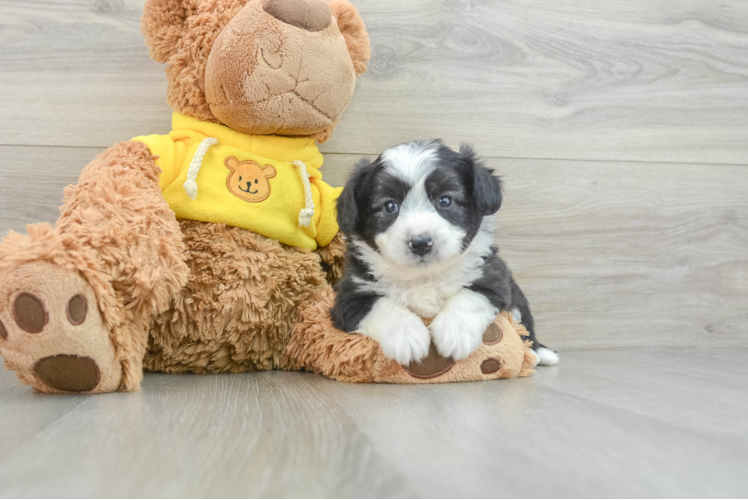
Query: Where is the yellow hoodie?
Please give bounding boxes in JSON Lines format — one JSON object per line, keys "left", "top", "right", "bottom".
{"left": 133, "top": 113, "right": 341, "bottom": 250}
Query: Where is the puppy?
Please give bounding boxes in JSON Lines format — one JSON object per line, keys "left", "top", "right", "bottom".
{"left": 331, "top": 140, "right": 558, "bottom": 367}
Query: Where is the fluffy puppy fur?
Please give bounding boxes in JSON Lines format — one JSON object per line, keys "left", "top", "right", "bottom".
{"left": 331, "top": 140, "right": 558, "bottom": 366}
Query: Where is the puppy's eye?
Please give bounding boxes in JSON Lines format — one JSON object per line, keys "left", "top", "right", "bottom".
{"left": 384, "top": 201, "right": 399, "bottom": 214}
{"left": 439, "top": 196, "right": 452, "bottom": 208}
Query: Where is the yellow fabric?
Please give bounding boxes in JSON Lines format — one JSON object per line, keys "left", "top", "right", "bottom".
{"left": 133, "top": 113, "right": 342, "bottom": 250}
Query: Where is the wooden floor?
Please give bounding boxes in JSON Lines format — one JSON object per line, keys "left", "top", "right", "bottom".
{"left": 1, "top": 0, "right": 747, "bottom": 497}
{"left": 1, "top": 349, "right": 747, "bottom": 498}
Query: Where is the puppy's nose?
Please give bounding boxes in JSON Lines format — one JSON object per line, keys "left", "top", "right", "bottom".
{"left": 409, "top": 235, "right": 433, "bottom": 256}
{"left": 263, "top": 0, "right": 332, "bottom": 32}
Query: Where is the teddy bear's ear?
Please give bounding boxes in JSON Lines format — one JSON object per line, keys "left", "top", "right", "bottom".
{"left": 262, "top": 165, "right": 277, "bottom": 179}
{"left": 141, "top": 0, "right": 190, "bottom": 63}
{"left": 329, "top": 0, "right": 371, "bottom": 76}
{"left": 224, "top": 157, "right": 240, "bottom": 171}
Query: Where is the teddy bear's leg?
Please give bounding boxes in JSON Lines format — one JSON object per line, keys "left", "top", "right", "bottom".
{"left": 0, "top": 141, "right": 189, "bottom": 393}
{"left": 287, "top": 290, "right": 538, "bottom": 384}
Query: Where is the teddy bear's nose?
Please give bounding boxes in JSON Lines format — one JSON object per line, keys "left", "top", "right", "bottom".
{"left": 263, "top": 0, "right": 332, "bottom": 32}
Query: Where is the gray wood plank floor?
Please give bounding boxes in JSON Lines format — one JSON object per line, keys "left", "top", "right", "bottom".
{"left": 1, "top": 349, "right": 747, "bottom": 498}
{"left": 1, "top": 0, "right": 747, "bottom": 497}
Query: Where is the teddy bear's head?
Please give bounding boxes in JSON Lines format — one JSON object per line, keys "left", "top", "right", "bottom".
{"left": 142, "top": 0, "right": 370, "bottom": 142}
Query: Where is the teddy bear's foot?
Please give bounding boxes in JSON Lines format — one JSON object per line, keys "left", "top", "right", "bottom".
{"left": 285, "top": 288, "right": 538, "bottom": 383}
{"left": 0, "top": 261, "right": 121, "bottom": 393}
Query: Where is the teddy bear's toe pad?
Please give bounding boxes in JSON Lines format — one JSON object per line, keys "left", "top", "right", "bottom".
{"left": 34, "top": 355, "right": 100, "bottom": 392}
{"left": 482, "top": 323, "right": 503, "bottom": 345}
{"left": 480, "top": 358, "right": 501, "bottom": 374}
{"left": 14, "top": 292, "right": 48, "bottom": 333}
{"left": 403, "top": 343, "right": 455, "bottom": 379}
{"left": 0, "top": 262, "right": 121, "bottom": 393}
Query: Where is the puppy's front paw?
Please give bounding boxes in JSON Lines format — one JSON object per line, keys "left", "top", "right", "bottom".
{"left": 377, "top": 315, "right": 431, "bottom": 366}
{"left": 430, "top": 311, "right": 484, "bottom": 360}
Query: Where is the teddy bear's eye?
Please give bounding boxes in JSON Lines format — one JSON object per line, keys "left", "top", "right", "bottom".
{"left": 239, "top": 176, "right": 242, "bottom": 181}
{"left": 255, "top": 179, "right": 259, "bottom": 184}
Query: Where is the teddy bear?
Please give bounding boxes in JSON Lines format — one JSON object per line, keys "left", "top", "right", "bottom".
{"left": 0, "top": 0, "right": 535, "bottom": 394}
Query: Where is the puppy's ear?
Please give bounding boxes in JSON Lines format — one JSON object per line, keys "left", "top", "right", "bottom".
{"left": 337, "top": 158, "right": 374, "bottom": 235}
{"left": 460, "top": 143, "right": 503, "bottom": 215}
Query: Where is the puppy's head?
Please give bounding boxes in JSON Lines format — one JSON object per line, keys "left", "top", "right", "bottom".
{"left": 337, "top": 140, "right": 502, "bottom": 268}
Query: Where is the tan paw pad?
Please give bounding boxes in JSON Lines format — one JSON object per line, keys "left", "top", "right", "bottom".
{"left": 13, "top": 293, "right": 48, "bottom": 333}
{"left": 480, "top": 358, "right": 501, "bottom": 374}
{"left": 482, "top": 323, "right": 503, "bottom": 345}
{"left": 403, "top": 342, "right": 455, "bottom": 379}
{"left": 66, "top": 295, "right": 87, "bottom": 325}
{"left": 34, "top": 355, "right": 100, "bottom": 393}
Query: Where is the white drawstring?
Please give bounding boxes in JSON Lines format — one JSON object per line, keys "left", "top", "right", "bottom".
{"left": 292, "top": 160, "right": 315, "bottom": 227}
{"left": 183, "top": 137, "right": 219, "bottom": 200}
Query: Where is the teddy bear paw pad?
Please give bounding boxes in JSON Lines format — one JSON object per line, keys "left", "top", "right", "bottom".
{"left": 0, "top": 262, "right": 121, "bottom": 393}
{"left": 482, "top": 323, "right": 503, "bottom": 345}
{"left": 403, "top": 342, "right": 455, "bottom": 379}
{"left": 480, "top": 358, "right": 501, "bottom": 374}
{"left": 34, "top": 355, "right": 100, "bottom": 392}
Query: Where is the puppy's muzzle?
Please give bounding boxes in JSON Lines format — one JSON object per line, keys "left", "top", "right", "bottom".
{"left": 409, "top": 235, "right": 433, "bottom": 256}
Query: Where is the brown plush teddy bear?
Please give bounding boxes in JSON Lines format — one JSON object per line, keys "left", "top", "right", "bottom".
{"left": 0, "top": 0, "right": 535, "bottom": 394}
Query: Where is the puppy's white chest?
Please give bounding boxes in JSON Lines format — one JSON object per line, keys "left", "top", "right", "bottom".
{"left": 402, "top": 287, "right": 447, "bottom": 318}
{"left": 378, "top": 256, "right": 486, "bottom": 318}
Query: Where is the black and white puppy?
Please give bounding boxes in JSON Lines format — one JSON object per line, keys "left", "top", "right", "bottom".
{"left": 331, "top": 140, "right": 558, "bottom": 366}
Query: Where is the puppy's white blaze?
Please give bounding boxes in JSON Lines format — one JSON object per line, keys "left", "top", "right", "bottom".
{"left": 382, "top": 140, "right": 439, "bottom": 185}
{"left": 378, "top": 141, "right": 468, "bottom": 268}
{"left": 430, "top": 289, "right": 498, "bottom": 360}
{"left": 351, "top": 215, "right": 497, "bottom": 318}
{"left": 355, "top": 297, "right": 431, "bottom": 365}
{"left": 536, "top": 347, "right": 559, "bottom": 366}
{"left": 375, "top": 180, "right": 466, "bottom": 267}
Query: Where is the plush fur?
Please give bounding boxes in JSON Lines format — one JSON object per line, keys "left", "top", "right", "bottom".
{"left": 329, "top": 0, "right": 370, "bottom": 76}
{"left": 331, "top": 141, "right": 557, "bottom": 365}
{"left": 145, "top": 220, "right": 330, "bottom": 374}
